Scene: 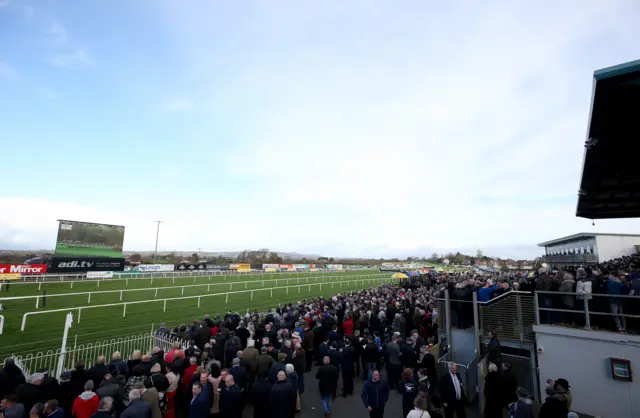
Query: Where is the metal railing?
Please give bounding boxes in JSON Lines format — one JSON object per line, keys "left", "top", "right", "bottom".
{"left": 543, "top": 254, "right": 598, "bottom": 263}
{"left": 0, "top": 273, "right": 382, "bottom": 308}
{"left": 5, "top": 331, "right": 187, "bottom": 378}
{"left": 20, "top": 276, "right": 393, "bottom": 331}
{"left": 535, "top": 290, "right": 640, "bottom": 331}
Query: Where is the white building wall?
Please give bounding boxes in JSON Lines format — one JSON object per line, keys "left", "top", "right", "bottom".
{"left": 595, "top": 235, "right": 640, "bottom": 262}
{"left": 534, "top": 325, "right": 640, "bottom": 418}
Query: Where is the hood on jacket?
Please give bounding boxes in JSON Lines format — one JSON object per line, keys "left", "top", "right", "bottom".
{"left": 78, "top": 391, "right": 97, "bottom": 400}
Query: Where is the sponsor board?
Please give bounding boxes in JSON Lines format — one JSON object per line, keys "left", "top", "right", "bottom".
{"left": 230, "top": 264, "right": 250, "bottom": 271}
{"left": 309, "top": 268, "right": 318, "bottom": 272}
{"left": 175, "top": 263, "right": 207, "bottom": 271}
{"left": 279, "top": 264, "right": 293, "bottom": 269}
{"left": 0, "top": 264, "right": 48, "bottom": 274}
{"left": 87, "top": 271, "right": 114, "bottom": 278}
{"left": 137, "top": 264, "right": 175, "bottom": 272}
{"left": 262, "top": 264, "right": 279, "bottom": 269}
{"left": 264, "top": 267, "right": 277, "bottom": 272}
{"left": 326, "top": 264, "right": 343, "bottom": 270}
{"left": 293, "top": 264, "right": 308, "bottom": 269}
{"left": 49, "top": 257, "right": 126, "bottom": 273}
{"left": 205, "top": 264, "right": 226, "bottom": 270}
{"left": 0, "top": 273, "right": 21, "bottom": 281}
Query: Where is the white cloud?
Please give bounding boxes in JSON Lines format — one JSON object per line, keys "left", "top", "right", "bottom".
{"left": 161, "top": 98, "right": 194, "bottom": 112}
{"left": 46, "top": 22, "right": 68, "bottom": 45}
{"left": 0, "top": 61, "right": 16, "bottom": 78}
{"left": 50, "top": 48, "right": 95, "bottom": 70}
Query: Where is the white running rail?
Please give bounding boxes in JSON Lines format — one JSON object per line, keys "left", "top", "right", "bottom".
{"left": 20, "top": 276, "right": 392, "bottom": 331}
{"left": 0, "top": 273, "right": 385, "bottom": 308}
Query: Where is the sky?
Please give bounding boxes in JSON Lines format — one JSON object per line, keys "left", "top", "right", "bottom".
{"left": 1, "top": 0, "right": 640, "bottom": 260}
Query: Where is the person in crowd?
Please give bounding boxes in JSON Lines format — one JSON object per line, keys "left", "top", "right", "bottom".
{"left": 89, "top": 357, "right": 109, "bottom": 388}
{"left": 135, "top": 381, "right": 162, "bottom": 418}
{"left": 269, "top": 353, "right": 288, "bottom": 384}
{"left": 90, "top": 397, "right": 113, "bottom": 418}
{"left": 108, "top": 352, "right": 129, "bottom": 378}
{"left": 243, "top": 339, "right": 259, "bottom": 388}
{"left": 558, "top": 273, "right": 576, "bottom": 325}
{"left": 249, "top": 372, "right": 272, "bottom": 418}
{"left": 316, "top": 357, "right": 339, "bottom": 418}
{"left": 96, "top": 371, "right": 123, "bottom": 409}
{"left": 397, "top": 368, "right": 418, "bottom": 418}
{"left": 417, "top": 345, "right": 437, "bottom": 390}
{"left": 384, "top": 335, "right": 402, "bottom": 388}
{"left": 483, "top": 362, "right": 503, "bottom": 418}
{"left": 427, "top": 395, "right": 444, "bottom": 418}
{"left": 550, "top": 379, "right": 572, "bottom": 412}
{"left": 606, "top": 270, "right": 628, "bottom": 332}
{"left": 163, "top": 365, "right": 179, "bottom": 418}
{"left": 507, "top": 387, "right": 533, "bottom": 418}
{"left": 71, "top": 380, "right": 99, "bottom": 418}
{"left": 29, "top": 402, "right": 45, "bottom": 418}
{"left": 361, "top": 370, "right": 389, "bottom": 418}
{"left": 121, "top": 389, "right": 151, "bottom": 418}
{"left": 340, "top": 336, "right": 356, "bottom": 396}
{"left": 44, "top": 399, "right": 64, "bottom": 418}
{"left": 406, "top": 393, "right": 430, "bottom": 418}
{"left": 486, "top": 330, "right": 501, "bottom": 367}
{"left": 15, "top": 373, "right": 48, "bottom": 415}
{"left": 256, "top": 347, "right": 275, "bottom": 381}
{"left": 1, "top": 393, "right": 25, "bottom": 418}
{"left": 229, "top": 358, "right": 247, "bottom": 393}
{"left": 219, "top": 375, "right": 244, "bottom": 418}
{"left": 539, "top": 385, "right": 567, "bottom": 418}
{"left": 439, "top": 363, "right": 466, "bottom": 418}
{"left": 188, "top": 382, "right": 209, "bottom": 418}
{"left": 0, "top": 359, "right": 26, "bottom": 400}
{"left": 285, "top": 364, "right": 300, "bottom": 413}
{"left": 269, "top": 371, "right": 296, "bottom": 418}
{"left": 501, "top": 362, "right": 518, "bottom": 408}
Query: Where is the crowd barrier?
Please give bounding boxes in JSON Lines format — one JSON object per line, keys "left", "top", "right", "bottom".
{"left": 0, "top": 273, "right": 382, "bottom": 309}
{"left": 5, "top": 330, "right": 188, "bottom": 379}
{"left": 20, "top": 276, "right": 393, "bottom": 331}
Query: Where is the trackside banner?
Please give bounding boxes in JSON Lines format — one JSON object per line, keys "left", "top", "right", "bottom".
{"left": 136, "top": 264, "right": 175, "bottom": 272}
{"left": 49, "top": 257, "right": 125, "bottom": 273}
{"left": 0, "top": 264, "right": 48, "bottom": 274}
{"left": 87, "top": 271, "right": 114, "bottom": 278}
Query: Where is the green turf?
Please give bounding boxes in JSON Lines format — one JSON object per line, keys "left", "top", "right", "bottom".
{"left": 0, "top": 270, "right": 390, "bottom": 357}
{"left": 54, "top": 243, "right": 122, "bottom": 257}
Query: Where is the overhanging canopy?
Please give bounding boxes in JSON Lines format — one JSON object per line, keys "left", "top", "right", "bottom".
{"left": 576, "top": 59, "right": 640, "bottom": 219}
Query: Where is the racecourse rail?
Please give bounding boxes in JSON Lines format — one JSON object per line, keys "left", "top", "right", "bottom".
{"left": 1, "top": 268, "right": 374, "bottom": 288}
{"left": 19, "top": 275, "right": 393, "bottom": 332}
{"left": 0, "top": 273, "right": 383, "bottom": 308}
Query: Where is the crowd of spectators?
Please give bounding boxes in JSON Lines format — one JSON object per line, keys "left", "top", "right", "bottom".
{"left": 0, "top": 266, "right": 596, "bottom": 418}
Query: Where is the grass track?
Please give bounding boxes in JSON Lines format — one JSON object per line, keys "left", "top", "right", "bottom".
{"left": 0, "top": 270, "right": 389, "bottom": 357}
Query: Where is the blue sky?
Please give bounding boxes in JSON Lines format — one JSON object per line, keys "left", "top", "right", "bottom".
{"left": 1, "top": 0, "right": 640, "bottom": 259}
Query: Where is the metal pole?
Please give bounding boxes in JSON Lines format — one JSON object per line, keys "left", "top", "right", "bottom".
{"left": 153, "top": 220, "right": 164, "bottom": 263}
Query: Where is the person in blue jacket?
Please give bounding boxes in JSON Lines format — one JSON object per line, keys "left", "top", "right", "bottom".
{"left": 477, "top": 280, "right": 498, "bottom": 303}
{"left": 361, "top": 370, "right": 389, "bottom": 418}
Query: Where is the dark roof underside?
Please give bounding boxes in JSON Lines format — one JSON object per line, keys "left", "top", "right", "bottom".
{"left": 576, "top": 59, "right": 640, "bottom": 219}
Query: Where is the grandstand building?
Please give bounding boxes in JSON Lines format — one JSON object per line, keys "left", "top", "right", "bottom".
{"left": 538, "top": 232, "right": 640, "bottom": 266}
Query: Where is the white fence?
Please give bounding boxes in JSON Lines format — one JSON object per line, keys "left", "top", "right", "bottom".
{"left": 0, "top": 273, "right": 383, "bottom": 308}
{"left": 5, "top": 331, "right": 188, "bottom": 378}
{"left": 20, "top": 276, "right": 393, "bottom": 331}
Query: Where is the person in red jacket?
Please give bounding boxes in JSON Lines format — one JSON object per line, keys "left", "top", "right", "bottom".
{"left": 342, "top": 316, "right": 354, "bottom": 336}
{"left": 183, "top": 357, "right": 198, "bottom": 394}
{"left": 71, "top": 380, "right": 99, "bottom": 418}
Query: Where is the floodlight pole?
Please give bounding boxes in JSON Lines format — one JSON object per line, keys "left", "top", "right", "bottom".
{"left": 153, "top": 221, "right": 165, "bottom": 263}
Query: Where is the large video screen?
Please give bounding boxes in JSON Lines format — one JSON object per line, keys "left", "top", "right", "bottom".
{"left": 55, "top": 220, "right": 125, "bottom": 258}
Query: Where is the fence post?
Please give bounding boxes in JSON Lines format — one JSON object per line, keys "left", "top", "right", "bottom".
{"left": 444, "top": 289, "right": 452, "bottom": 357}
{"left": 78, "top": 307, "right": 82, "bottom": 323}
{"left": 163, "top": 300, "right": 167, "bottom": 312}
{"left": 88, "top": 293, "right": 91, "bottom": 304}
{"left": 251, "top": 291, "right": 254, "bottom": 301}
{"left": 198, "top": 296, "right": 201, "bottom": 308}
{"left": 122, "top": 304, "right": 127, "bottom": 317}
{"left": 181, "top": 286, "right": 184, "bottom": 295}
{"left": 226, "top": 293, "right": 229, "bottom": 304}
{"left": 533, "top": 291, "right": 540, "bottom": 325}
{"left": 35, "top": 296, "right": 39, "bottom": 309}
{"left": 583, "top": 297, "right": 591, "bottom": 330}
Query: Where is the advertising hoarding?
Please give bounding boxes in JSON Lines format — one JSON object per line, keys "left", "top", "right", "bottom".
{"left": 263, "top": 264, "right": 279, "bottom": 269}
{"left": 55, "top": 220, "right": 125, "bottom": 258}
{"left": 264, "top": 268, "right": 277, "bottom": 272}
{"left": 279, "top": 264, "right": 293, "bottom": 269}
{"left": 205, "top": 264, "right": 226, "bottom": 271}
{"left": 0, "top": 274, "right": 21, "bottom": 281}
{"left": 87, "top": 271, "right": 114, "bottom": 278}
{"left": 136, "top": 264, "right": 175, "bottom": 272}
{"left": 293, "top": 264, "right": 308, "bottom": 269}
{"left": 175, "top": 263, "right": 207, "bottom": 271}
{"left": 49, "top": 257, "right": 126, "bottom": 273}
{"left": 0, "top": 264, "right": 48, "bottom": 274}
